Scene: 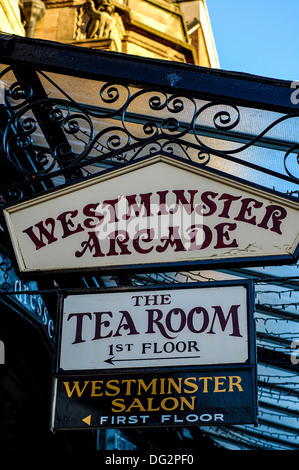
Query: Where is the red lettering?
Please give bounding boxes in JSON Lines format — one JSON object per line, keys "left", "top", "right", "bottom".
{"left": 187, "top": 224, "right": 213, "bottom": 250}
{"left": 107, "top": 230, "right": 131, "bottom": 256}
{"left": 83, "top": 203, "right": 104, "bottom": 228}
{"left": 102, "top": 197, "right": 120, "bottom": 222}
{"left": 157, "top": 190, "right": 170, "bottom": 215}
{"left": 156, "top": 226, "right": 186, "bottom": 253}
{"left": 169, "top": 189, "right": 197, "bottom": 215}
{"left": 123, "top": 193, "right": 153, "bottom": 220}
{"left": 133, "top": 228, "right": 154, "bottom": 254}
{"left": 75, "top": 231, "right": 105, "bottom": 258}
{"left": 57, "top": 210, "right": 84, "bottom": 238}
{"left": 196, "top": 191, "right": 218, "bottom": 216}
{"left": 21, "top": 189, "right": 288, "bottom": 258}
{"left": 234, "top": 197, "right": 263, "bottom": 225}
{"left": 22, "top": 218, "right": 57, "bottom": 250}
{"left": 214, "top": 222, "right": 238, "bottom": 249}
{"left": 258, "top": 204, "right": 287, "bottom": 234}
{"left": 218, "top": 193, "right": 241, "bottom": 218}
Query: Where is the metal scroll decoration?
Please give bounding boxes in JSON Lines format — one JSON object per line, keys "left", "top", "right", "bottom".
{"left": 0, "top": 66, "right": 298, "bottom": 202}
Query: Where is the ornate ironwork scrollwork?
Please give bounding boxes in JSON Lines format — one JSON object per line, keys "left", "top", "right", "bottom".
{"left": 3, "top": 94, "right": 94, "bottom": 176}
{"left": 0, "top": 66, "right": 298, "bottom": 204}
{"left": 284, "top": 144, "right": 299, "bottom": 180}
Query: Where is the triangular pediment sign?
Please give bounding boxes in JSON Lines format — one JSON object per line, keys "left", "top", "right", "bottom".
{"left": 3, "top": 155, "right": 299, "bottom": 274}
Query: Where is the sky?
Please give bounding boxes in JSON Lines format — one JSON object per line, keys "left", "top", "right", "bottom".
{"left": 206, "top": 0, "right": 299, "bottom": 82}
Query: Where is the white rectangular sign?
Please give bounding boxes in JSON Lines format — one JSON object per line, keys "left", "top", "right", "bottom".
{"left": 3, "top": 155, "right": 299, "bottom": 273}
{"left": 59, "top": 282, "right": 252, "bottom": 371}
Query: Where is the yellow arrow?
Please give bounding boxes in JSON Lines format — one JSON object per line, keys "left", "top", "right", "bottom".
{"left": 82, "top": 415, "right": 91, "bottom": 426}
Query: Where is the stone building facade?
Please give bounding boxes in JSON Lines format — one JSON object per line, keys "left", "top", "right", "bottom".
{"left": 0, "top": 0, "right": 219, "bottom": 67}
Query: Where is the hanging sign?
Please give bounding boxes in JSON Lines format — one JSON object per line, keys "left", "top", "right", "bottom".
{"left": 58, "top": 281, "right": 252, "bottom": 371}
{"left": 51, "top": 280, "right": 257, "bottom": 430}
{"left": 3, "top": 155, "right": 299, "bottom": 274}
{"left": 0, "top": 253, "right": 54, "bottom": 344}
{"left": 51, "top": 367, "right": 257, "bottom": 430}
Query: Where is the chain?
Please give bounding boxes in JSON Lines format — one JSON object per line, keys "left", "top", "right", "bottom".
{"left": 0, "top": 259, "right": 13, "bottom": 292}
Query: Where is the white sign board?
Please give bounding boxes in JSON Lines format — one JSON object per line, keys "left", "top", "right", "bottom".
{"left": 59, "top": 282, "right": 252, "bottom": 371}
{"left": 3, "top": 155, "right": 299, "bottom": 273}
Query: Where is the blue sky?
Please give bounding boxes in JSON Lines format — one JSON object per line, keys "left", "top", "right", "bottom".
{"left": 206, "top": 0, "right": 299, "bottom": 81}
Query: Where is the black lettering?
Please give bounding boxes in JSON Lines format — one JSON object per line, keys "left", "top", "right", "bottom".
{"left": 207, "top": 305, "right": 242, "bottom": 337}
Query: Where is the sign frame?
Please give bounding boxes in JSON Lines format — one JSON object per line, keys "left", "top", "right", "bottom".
{"left": 51, "top": 366, "right": 258, "bottom": 431}
{"left": 3, "top": 154, "right": 299, "bottom": 276}
{"left": 55, "top": 279, "right": 256, "bottom": 374}
{"left": 50, "top": 279, "right": 258, "bottom": 431}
